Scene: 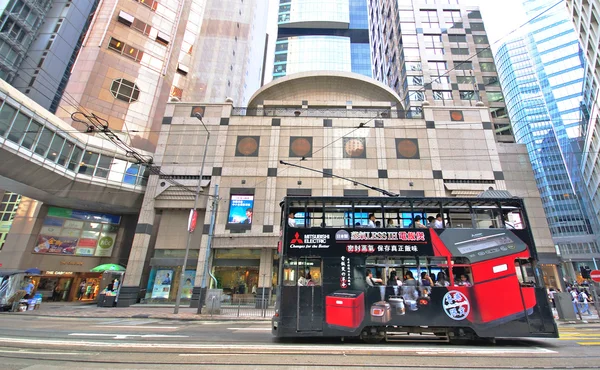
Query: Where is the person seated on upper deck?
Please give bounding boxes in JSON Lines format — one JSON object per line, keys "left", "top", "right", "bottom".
{"left": 288, "top": 212, "right": 296, "bottom": 227}
{"left": 433, "top": 214, "right": 444, "bottom": 229}
{"left": 456, "top": 274, "right": 472, "bottom": 287}
{"left": 367, "top": 214, "right": 377, "bottom": 228}
{"left": 386, "top": 218, "right": 396, "bottom": 228}
{"left": 426, "top": 216, "right": 435, "bottom": 228}
{"left": 410, "top": 215, "right": 427, "bottom": 228}
{"left": 375, "top": 220, "right": 381, "bottom": 228}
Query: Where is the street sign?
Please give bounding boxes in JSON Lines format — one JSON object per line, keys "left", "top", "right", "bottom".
{"left": 590, "top": 270, "right": 600, "bottom": 283}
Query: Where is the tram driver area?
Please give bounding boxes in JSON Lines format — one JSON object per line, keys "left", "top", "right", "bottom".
{"left": 271, "top": 196, "right": 558, "bottom": 344}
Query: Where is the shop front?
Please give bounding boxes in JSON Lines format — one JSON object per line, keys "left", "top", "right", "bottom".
{"left": 212, "top": 249, "right": 261, "bottom": 301}
{"left": 37, "top": 271, "right": 102, "bottom": 301}
{"left": 144, "top": 249, "right": 199, "bottom": 303}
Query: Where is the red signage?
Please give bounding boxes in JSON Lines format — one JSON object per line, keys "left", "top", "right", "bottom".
{"left": 188, "top": 209, "right": 198, "bottom": 233}
{"left": 590, "top": 270, "right": 600, "bottom": 283}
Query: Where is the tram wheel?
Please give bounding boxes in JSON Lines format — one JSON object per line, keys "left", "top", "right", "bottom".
{"left": 360, "top": 328, "right": 385, "bottom": 344}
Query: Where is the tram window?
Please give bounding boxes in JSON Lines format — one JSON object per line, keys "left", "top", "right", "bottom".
{"left": 289, "top": 211, "right": 306, "bottom": 227}
{"left": 504, "top": 210, "right": 525, "bottom": 229}
{"left": 282, "top": 259, "right": 297, "bottom": 286}
{"left": 282, "top": 258, "right": 322, "bottom": 286}
{"left": 308, "top": 211, "right": 324, "bottom": 228}
{"left": 324, "top": 208, "right": 346, "bottom": 228}
{"left": 451, "top": 257, "right": 473, "bottom": 286}
{"left": 515, "top": 259, "right": 536, "bottom": 287}
{"left": 445, "top": 208, "right": 471, "bottom": 228}
{"left": 472, "top": 207, "right": 502, "bottom": 229}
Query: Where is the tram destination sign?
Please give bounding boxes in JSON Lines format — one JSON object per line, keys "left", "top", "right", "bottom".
{"left": 285, "top": 228, "right": 433, "bottom": 257}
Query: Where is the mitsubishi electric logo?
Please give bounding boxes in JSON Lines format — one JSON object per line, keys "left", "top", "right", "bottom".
{"left": 290, "top": 232, "right": 303, "bottom": 244}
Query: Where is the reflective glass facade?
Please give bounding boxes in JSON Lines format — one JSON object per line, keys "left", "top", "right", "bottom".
{"left": 495, "top": 0, "right": 599, "bottom": 273}
{"left": 274, "top": 0, "right": 371, "bottom": 79}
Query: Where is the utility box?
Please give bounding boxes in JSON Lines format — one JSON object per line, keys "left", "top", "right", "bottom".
{"left": 205, "top": 289, "right": 222, "bottom": 314}
{"left": 555, "top": 292, "right": 576, "bottom": 320}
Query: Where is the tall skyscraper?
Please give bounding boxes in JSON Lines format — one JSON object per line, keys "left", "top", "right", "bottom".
{"left": 567, "top": 0, "right": 600, "bottom": 272}
{"left": 273, "top": 0, "right": 372, "bottom": 79}
{"left": 53, "top": 0, "right": 268, "bottom": 153}
{"left": 368, "top": 0, "right": 512, "bottom": 142}
{"left": 8, "top": 0, "right": 99, "bottom": 113}
{"left": 495, "top": 0, "right": 599, "bottom": 279}
{"left": 0, "top": 0, "right": 51, "bottom": 84}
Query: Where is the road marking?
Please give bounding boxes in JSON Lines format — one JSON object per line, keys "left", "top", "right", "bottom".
{"left": 0, "top": 337, "right": 557, "bottom": 354}
{"left": 576, "top": 342, "right": 600, "bottom": 345}
{"left": 179, "top": 354, "right": 245, "bottom": 357}
{"left": 0, "top": 349, "right": 85, "bottom": 356}
{"left": 92, "top": 325, "right": 179, "bottom": 330}
{"left": 227, "top": 327, "right": 271, "bottom": 331}
{"left": 69, "top": 333, "right": 188, "bottom": 339}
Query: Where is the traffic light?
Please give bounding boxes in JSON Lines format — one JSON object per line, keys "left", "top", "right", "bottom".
{"left": 580, "top": 266, "right": 591, "bottom": 279}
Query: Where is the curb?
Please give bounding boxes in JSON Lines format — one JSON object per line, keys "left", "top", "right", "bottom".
{"left": 1, "top": 311, "right": 272, "bottom": 322}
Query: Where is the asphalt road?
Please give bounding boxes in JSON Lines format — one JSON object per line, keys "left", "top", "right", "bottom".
{"left": 0, "top": 315, "right": 598, "bottom": 369}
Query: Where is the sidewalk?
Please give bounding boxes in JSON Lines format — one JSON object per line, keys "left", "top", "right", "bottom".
{"left": 552, "top": 308, "right": 600, "bottom": 325}
{"left": 2, "top": 302, "right": 273, "bottom": 321}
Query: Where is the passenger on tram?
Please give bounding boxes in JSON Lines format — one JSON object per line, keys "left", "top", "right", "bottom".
{"left": 387, "top": 271, "right": 402, "bottom": 287}
{"left": 435, "top": 272, "right": 450, "bottom": 287}
{"left": 410, "top": 215, "right": 427, "bottom": 228}
{"left": 402, "top": 271, "right": 419, "bottom": 302}
{"left": 433, "top": 214, "right": 445, "bottom": 228}
{"left": 288, "top": 212, "right": 296, "bottom": 227}
{"left": 456, "top": 274, "right": 472, "bottom": 287}
{"left": 386, "top": 218, "right": 396, "bottom": 228}
{"left": 367, "top": 214, "right": 377, "bottom": 228}
{"left": 426, "top": 216, "right": 435, "bottom": 228}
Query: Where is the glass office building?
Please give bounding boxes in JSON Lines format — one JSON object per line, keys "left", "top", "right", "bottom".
{"left": 495, "top": 0, "right": 599, "bottom": 280}
{"left": 274, "top": 0, "right": 371, "bottom": 79}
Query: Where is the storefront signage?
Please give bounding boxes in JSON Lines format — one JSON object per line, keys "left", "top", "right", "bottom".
{"left": 45, "top": 271, "right": 74, "bottom": 276}
{"left": 60, "top": 261, "right": 84, "bottom": 266}
{"left": 33, "top": 207, "right": 120, "bottom": 258}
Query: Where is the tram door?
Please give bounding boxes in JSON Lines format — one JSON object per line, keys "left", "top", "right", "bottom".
{"left": 296, "top": 257, "right": 323, "bottom": 332}
{"left": 515, "top": 258, "right": 552, "bottom": 333}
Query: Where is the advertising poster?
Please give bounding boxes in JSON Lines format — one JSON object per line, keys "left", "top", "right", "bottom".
{"left": 34, "top": 235, "right": 78, "bottom": 255}
{"left": 180, "top": 270, "right": 195, "bottom": 299}
{"left": 151, "top": 269, "right": 173, "bottom": 299}
{"left": 34, "top": 207, "right": 121, "bottom": 257}
{"left": 227, "top": 195, "right": 254, "bottom": 225}
{"left": 93, "top": 233, "right": 117, "bottom": 257}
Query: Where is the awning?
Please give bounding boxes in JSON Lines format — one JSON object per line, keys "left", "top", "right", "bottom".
{"left": 450, "top": 190, "right": 481, "bottom": 197}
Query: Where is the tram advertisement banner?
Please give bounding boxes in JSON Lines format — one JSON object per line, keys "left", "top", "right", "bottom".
{"left": 284, "top": 228, "right": 434, "bottom": 257}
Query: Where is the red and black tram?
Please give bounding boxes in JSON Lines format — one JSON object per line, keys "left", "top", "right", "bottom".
{"left": 271, "top": 196, "right": 558, "bottom": 342}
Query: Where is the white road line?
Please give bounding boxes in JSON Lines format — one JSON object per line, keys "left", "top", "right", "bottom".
{"left": 227, "top": 327, "right": 271, "bottom": 331}
{"left": 92, "top": 325, "right": 179, "bottom": 330}
{"left": 0, "top": 349, "right": 85, "bottom": 356}
{"left": 68, "top": 333, "right": 188, "bottom": 339}
{"left": 0, "top": 337, "right": 557, "bottom": 354}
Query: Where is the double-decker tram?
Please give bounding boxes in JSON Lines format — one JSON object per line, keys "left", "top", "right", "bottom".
{"left": 271, "top": 196, "right": 558, "bottom": 343}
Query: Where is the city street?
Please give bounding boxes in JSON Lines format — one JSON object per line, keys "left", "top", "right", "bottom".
{"left": 0, "top": 315, "right": 598, "bottom": 369}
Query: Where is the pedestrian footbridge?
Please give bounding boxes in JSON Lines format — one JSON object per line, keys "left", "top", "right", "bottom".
{"left": 0, "top": 81, "right": 149, "bottom": 213}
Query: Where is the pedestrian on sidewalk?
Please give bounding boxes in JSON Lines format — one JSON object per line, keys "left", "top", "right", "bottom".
{"left": 578, "top": 290, "right": 593, "bottom": 315}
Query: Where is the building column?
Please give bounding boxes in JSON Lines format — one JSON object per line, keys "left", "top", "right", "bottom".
{"left": 119, "top": 175, "right": 159, "bottom": 307}
{"left": 0, "top": 197, "right": 42, "bottom": 269}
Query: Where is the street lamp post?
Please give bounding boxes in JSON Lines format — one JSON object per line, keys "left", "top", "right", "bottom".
{"left": 174, "top": 113, "right": 209, "bottom": 314}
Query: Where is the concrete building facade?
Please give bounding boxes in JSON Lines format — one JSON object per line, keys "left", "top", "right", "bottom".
{"left": 117, "top": 72, "right": 559, "bottom": 307}
{"left": 53, "top": 0, "right": 268, "bottom": 153}
{"left": 367, "top": 0, "right": 513, "bottom": 142}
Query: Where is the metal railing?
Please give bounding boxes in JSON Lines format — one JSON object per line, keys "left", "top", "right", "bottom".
{"left": 231, "top": 107, "right": 412, "bottom": 119}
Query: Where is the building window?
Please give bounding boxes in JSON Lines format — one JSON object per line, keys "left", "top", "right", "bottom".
{"left": 427, "top": 47, "right": 445, "bottom": 56}
{"left": 473, "top": 35, "right": 489, "bottom": 44}
{"left": 423, "top": 34, "right": 442, "bottom": 45}
{"left": 405, "top": 61, "right": 422, "bottom": 71}
{"left": 477, "top": 48, "right": 493, "bottom": 58}
{"left": 433, "top": 90, "right": 452, "bottom": 100}
{"left": 432, "top": 75, "right": 450, "bottom": 84}
{"left": 408, "top": 75, "right": 424, "bottom": 86}
{"left": 403, "top": 48, "right": 420, "bottom": 57}
{"left": 448, "top": 34, "right": 467, "bottom": 43}
{"left": 486, "top": 92, "right": 504, "bottom": 103}
{"left": 429, "top": 61, "right": 447, "bottom": 75}
{"left": 483, "top": 76, "right": 499, "bottom": 86}
{"left": 457, "top": 76, "right": 475, "bottom": 84}
{"left": 467, "top": 10, "right": 482, "bottom": 19}
{"left": 443, "top": 10, "right": 462, "bottom": 28}
{"left": 470, "top": 23, "right": 485, "bottom": 31}
{"left": 480, "top": 62, "right": 496, "bottom": 72}
{"left": 107, "top": 37, "right": 145, "bottom": 62}
{"left": 453, "top": 61, "right": 473, "bottom": 70}
{"left": 459, "top": 91, "right": 475, "bottom": 100}
{"left": 451, "top": 48, "right": 469, "bottom": 55}
{"left": 420, "top": 10, "right": 439, "bottom": 28}
{"left": 110, "top": 78, "right": 140, "bottom": 103}
{"left": 409, "top": 91, "right": 425, "bottom": 101}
